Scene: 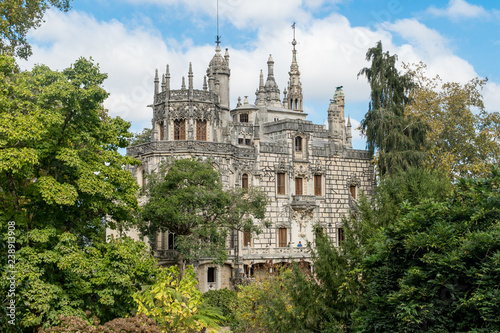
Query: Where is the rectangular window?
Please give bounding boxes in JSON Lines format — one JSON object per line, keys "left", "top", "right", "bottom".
{"left": 295, "top": 136, "right": 302, "bottom": 151}
{"left": 314, "top": 175, "right": 322, "bottom": 196}
{"left": 243, "top": 231, "right": 251, "bottom": 246}
{"left": 338, "top": 227, "right": 344, "bottom": 246}
{"left": 159, "top": 122, "right": 164, "bottom": 140}
{"left": 196, "top": 120, "right": 207, "bottom": 141}
{"left": 278, "top": 228, "right": 287, "bottom": 247}
{"left": 295, "top": 177, "right": 303, "bottom": 195}
{"left": 174, "top": 120, "right": 186, "bottom": 140}
{"left": 168, "top": 232, "right": 175, "bottom": 250}
{"left": 350, "top": 185, "right": 356, "bottom": 199}
{"left": 245, "top": 139, "right": 251, "bottom": 145}
{"left": 207, "top": 267, "right": 215, "bottom": 283}
{"left": 277, "top": 173, "right": 286, "bottom": 195}
{"left": 238, "top": 138, "right": 244, "bottom": 145}
{"left": 240, "top": 113, "right": 249, "bottom": 122}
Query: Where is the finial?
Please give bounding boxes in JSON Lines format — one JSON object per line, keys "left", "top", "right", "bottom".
{"left": 181, "top": 76, "right": 186, "bottom": 90}
{"left": 165, "top": 65, "right": 170, "bottom": 91}
{"left": 203, "top": 75, "right": 207, "bottom": 91}
{"left": 291, "top": 22, "right": 297, "bottom": 50}
{"left": 188, "top": 63, "right": 193, "bottom": 90}
{"left": 216, "top": 0, "right": 220, "bottom": 47}
{"left": 244, "top": 96, "right": 249, "bottom": 105}
{"left": 237, "top": 96, "right": 242, "bottom": 107}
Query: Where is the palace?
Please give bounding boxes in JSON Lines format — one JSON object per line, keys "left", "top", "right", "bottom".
{"left": 120, "top": 30, "right": 375, "bottom": 291}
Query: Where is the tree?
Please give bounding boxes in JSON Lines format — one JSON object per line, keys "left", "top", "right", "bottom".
{"left": 0, "top": 228, "right": 159, "bottom": 332}
{"left": 405, "top": 62, "right": 500, "bottom": 179}
{"left": 230, "top": 265, "right": 293, "bottom": 333}
{"left": 274, "top": 168, "right": 453, "bottom": 332}
{"left": 0, "top": 0, "right": 71, "bottom": 59}
{"left": 358, "top": 41, "right": 428, "bottom": 175}
{"left": 356, "top": 168, "right": 500, "bottom": 332}
{"left": 134, "top": 265, "right": 224, "bottom": 333}
{"left": 140, "top": 158, "right": 268, "bottom": 277}
{"left": 0, "top": 54, "right": 139, "bottom": 243}
{"left": 130, "top": 127, "right": 151, "bottom": 145}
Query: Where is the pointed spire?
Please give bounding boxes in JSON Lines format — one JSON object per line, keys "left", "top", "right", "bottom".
{"left": 259, "top": 69, "right": 264, "bottom": 88}
{"left": 154, "top": 68, "right": 159, "bottom": 94}
{"left": 203, "top": 75, "right": 207, "bottom": 91}
{"left": 181, "top": 76, "right": 186, "bottom": 90}
{"left": 287, "top": 23, "right": 303, "bottom": 111}
{"left": 165, "top": 64, "right": 170, "bottom": 91}
{"left": 161, "top": 74, "right": 166, "bottom": 91}
{"left": 188, "top": 62, "right": 193, "bottom": 90}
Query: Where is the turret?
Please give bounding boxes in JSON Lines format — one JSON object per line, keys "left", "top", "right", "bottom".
{"left": 264, "top": 54, "right": 281, "bottom": 106}
{"left": 207, "top": 43, "right": 231, "bottom": 126}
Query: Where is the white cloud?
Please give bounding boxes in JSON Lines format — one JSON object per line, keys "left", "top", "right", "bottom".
{"left": 426, "top": 0, "right": 488, "bottom": 20}
{"left": 19, "top": 3, "right": 497, "bottom": 138}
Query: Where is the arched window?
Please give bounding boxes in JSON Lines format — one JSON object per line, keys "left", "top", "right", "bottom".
{"left": 174, "top": 120, "right": 186, "bottom": 140}
{"left": 242, "top": 173, "right": 249, "bottom": 189}
{"left": 295, "top": 136, "right": 303, "bottom": 152}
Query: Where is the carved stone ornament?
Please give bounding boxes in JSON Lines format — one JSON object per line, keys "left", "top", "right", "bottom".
{"left": 292, "top": 206, "right": 315, "bottom": 238}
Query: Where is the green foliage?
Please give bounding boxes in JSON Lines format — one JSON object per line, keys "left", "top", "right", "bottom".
{"left": 0, "top": 0, "right": 72, "bottom": 59}
{"left": 359, "top": 41, "right": 428, "bottom": 175}
{"left": 130, "top": 127, "right": 152, "bottom": 145}
{"left": 140, "top": 158, "right": 268, "bottom": 269}
{"left": 355, "top": 168, "right": 500, "bottom": 332}
{"left": 41, "top": 314, "right": 160, "bottom": 333}
{"left": 134, "top": 265, "right": 224, "bottom": 333}
{"left": 202, "top": 288, "right": 238, "bottom": 324}
{"left": 0, "top": 54, "right": 139, "bottom": 243}
{"left": 0, "top": 228, "right": 158, "bottom": 332}
{"left": 405, "top": 62, "right": 499, "bottom": 179}
{"left": 231, "top": 267, "right": 293, "bottom": 333}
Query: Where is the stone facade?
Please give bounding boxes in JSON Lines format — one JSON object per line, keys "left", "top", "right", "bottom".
{"left": 121, "top": 33, "right": 375, "bottom": 291}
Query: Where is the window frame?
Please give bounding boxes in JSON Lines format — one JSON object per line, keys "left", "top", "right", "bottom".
{"left": 314, "top": 174, "right": 322, "bottom": 196}
{"left": 278, "top": 228, "right": 287, "bottom": 247}
{"left": 295, "top": 136, "right": 303, "bottom": 152}
{"left": 295, "top": 177, "right": 303, "bottom": 195}
{"left": 277, "top": 172, "right": 286, "bottom": 195}
{"left": 240, "top": 113, "right": 249, "bottom": 122}
{"left": 242, "top": 173, "right": 249, "bottom": 189}
{"left": 174, "top": 119, "right": 186, "bottom": 140}
{"left": 196, "top": 119, "right": 207, "bottom": 141}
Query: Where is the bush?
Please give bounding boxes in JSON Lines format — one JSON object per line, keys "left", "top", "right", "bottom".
{"left": 203, "top": 288, "right": 238, "bottom": 324}
{"left": 41, "top": 314, "right": 160, "bottom": 332}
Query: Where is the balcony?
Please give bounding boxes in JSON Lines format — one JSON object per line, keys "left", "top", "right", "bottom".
{"left": 291, "top": 195, "right": 317, "bottom": 209}
{"left": 241, "top": 246, "right": 309, "bottom": 260}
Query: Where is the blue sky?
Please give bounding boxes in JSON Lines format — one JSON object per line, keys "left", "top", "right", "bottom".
{"left": 20, "top": 0, "right": 500, "bottom": 149}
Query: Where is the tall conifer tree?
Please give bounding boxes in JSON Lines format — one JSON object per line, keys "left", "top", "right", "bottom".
{"left": 358, "top": 41, "right": 427, "bottom": 175}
